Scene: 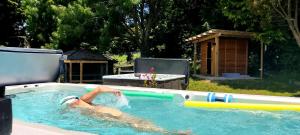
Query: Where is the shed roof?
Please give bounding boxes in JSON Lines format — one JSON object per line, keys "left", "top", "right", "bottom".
{"left": 64, "top": 50, "right": 113, "bottom": 61}
{"left": 185, "top": 29, "right": 254, "bottom": 43}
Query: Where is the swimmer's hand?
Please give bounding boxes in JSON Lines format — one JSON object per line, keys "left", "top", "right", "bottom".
{"left": 112, "top": 90, "right": 121, "bottom": 97}
{"left": 97, "top": 86, "right": 121, "bottom": 97}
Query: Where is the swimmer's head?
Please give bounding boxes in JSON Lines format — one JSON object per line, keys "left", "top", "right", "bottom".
{"left": 60, "top": 96, "right": 79, "bottom": 106}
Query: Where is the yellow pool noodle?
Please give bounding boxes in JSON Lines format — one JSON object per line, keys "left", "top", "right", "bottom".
{"left": 184, "top": 101, "right": 300, "bottom": 112}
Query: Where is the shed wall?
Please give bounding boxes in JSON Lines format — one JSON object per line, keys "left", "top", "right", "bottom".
{"left": 200, "top": 39, "right": 215, "bottom": 75}
{"left": 65, "top": 60, "right": 114, "bottom": 83}
{"left": 200, "top": 42, "right": 206, "bottom": 74}
{"left": 219, "top": 38, "right": 248, "bottom": 75}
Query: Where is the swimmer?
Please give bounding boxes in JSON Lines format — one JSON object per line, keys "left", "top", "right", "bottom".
{"left": 60, "top": 86, "right": 190, "bottom": 135}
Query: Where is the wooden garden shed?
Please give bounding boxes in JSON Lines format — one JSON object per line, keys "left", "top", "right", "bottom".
{"left": 64, "top": 50, "right": 115, "bottom": 83}
{"left": 186, "top": 29, "right": 255, "bottom": 77}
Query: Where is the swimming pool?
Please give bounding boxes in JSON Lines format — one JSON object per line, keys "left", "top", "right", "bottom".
{"left": 7, "top": 83, "right": 300, "bottom": 135}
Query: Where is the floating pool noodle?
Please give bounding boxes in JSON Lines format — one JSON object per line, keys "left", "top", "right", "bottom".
{"left": 184, "top": 101, "right": 300, "bottom": 112}
{"left": 121, "top": 90, "right": 174, "bottom": 99}
{"left": 85, "top": 87, "right": 174, "bottom": 99}
{"left": 85, "top": 86, "right": 97, "bottom": 92}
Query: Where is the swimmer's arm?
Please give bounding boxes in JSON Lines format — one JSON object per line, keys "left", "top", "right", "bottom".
{"left": 97, "top": 86, "right": 121, "bottom": 96}
{"left": 80, "top": 86, "right": 121, "bottom": 104}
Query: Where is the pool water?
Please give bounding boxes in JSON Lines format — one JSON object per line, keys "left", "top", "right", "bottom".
{"left": 12, "top": 87, "right": 300, "bottom": 135}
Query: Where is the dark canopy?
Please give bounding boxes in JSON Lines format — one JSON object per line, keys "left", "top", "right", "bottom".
{"left": 64, "top": 50, "right": 114, "bottom": 61}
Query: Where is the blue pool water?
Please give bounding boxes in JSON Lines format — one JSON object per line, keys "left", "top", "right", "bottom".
{"left": 11, "top": 87, "right": 300, "bottom": 135}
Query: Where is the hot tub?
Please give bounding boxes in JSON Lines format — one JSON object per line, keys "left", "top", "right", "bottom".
{"left": 103, "top": 73, "right": 185, "bottom": 89}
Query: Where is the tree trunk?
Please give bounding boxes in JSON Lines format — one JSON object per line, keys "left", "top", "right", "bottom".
{"left": 294, "top": 35, "right": 300, "bottom": 47}
{"left": 286, "top": 17, "right": 300, "bottom": 47}
{"left": 272, "top": 0, "right": 300, "bottom": 47}
{"left": 290, "top": 26, "right": 300, "bottom": 47}
{"left": 139, "top": 0, "right": 148, "bottom": 57}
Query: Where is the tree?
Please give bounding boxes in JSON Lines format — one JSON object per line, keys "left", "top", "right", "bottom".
{"left": 50, "top": 0, "right": 134, "bottom": 51}
{"left": 114, "top": 0, "right": 233, "bottom": 58}
{"left": 22, "top": 0, "right": 134, "bottom": 51}
{"left": 219, "top": 0, "right": 300, "bottom": 72}
{"left": 22, "top": 0, "right": 57, "bottom": 48}
{"left": 0, "top": 0, "right": 25, "bottom": 46}
{"left": 117, "top": 0, "right": 168, "bottom": 57}
{"left": 157, "top": 0, "right": 233, "bottom": 58}
{"left": 219, "top": 0, "right": 288, "bottom": 44}
{"left": 50, "top": 0, "right": 96, "bottom": 50}
{"left": 252, "top": 0, "right": 300, "bottom": 47}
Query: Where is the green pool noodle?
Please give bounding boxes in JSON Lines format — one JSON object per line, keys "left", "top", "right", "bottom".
{"left": 121, "top": 90, "right": 174, "bottom": 99}
{"left": 85, "top": 87, "right": 96, "bottom": 92}
{"left": 85, "top": 87, "right": 174, "bottom": 99}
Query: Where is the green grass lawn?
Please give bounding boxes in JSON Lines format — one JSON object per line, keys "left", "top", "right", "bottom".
{"left": 188, "top": 74, "right": 300, "bottom": 97}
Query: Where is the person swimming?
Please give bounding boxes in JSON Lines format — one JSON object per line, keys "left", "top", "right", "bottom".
{"left": 60, "top": 86, "right": 190, "bottom": 135}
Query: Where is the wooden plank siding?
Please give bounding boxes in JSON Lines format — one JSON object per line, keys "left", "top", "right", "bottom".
{"left": 200, "top": 42, "right": 207, "bottom": 74}
{"left": 219, "top": 38, "right": 226, "bottom": 74}
{"left": 236, "top": 39, "right": 247, "bottom": 74}
{"left": 188, "top": 30, "right": 252, "bottom": 77}
{"left": 218, "top": 38, "right": 248, "bottom": 75}
{"left": 225, "top": 39, "right": 236, "bottom": 73}
{"left": 211, "top": 43, "right": 216, "bottom": 76}
{"left": 200, "top": 39, "right": 215, "bottom": 75}
{"left": 65, "top": 60, "right": 109, "bottom": 83}
{"left": 215, "top": 37, "right": 220, "bottom": 76}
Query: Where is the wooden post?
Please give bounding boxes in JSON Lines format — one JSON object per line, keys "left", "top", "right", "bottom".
{"left": 235, "top": 40, "right": 238, "bottom": 73}
{"left": 69, "top": 62, "right": 72, "bottom": 83}
{"left": 245, "top": 40, "right": 249, "bottom": 75}
{"left": 215, "top": 37, "right": 219, "bottom": 76}
{"left": 100, "top": 64, "right": 103, "bottom": 76}
{"left": 211, "top": 45, "right": 215, "bottom": 76}
{"left": 193, "top": 43, "right": 197, "bottom": 74}
{"left": 260, "top": 41, "right": 264, "bottom": 79}
{"left": 224, "top": 40, "right": 227, "bottom": 72}
{"left": 119, "top": 67, "right": 121, "bottom": 74}
{"left": 105, "top": 62, "right": 108, "bottom": 75}
{"left": 80, "top": 62, "right": 83, "bottom": 83}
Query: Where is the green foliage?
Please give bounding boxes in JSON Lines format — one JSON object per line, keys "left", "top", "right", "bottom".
{"left": 111, "top": 54, "right": 128, "bottom": 66}
{"left": 276, "top": 41, "right": 300, "bottom": 71}
{"left": 0, "top": 0, "right": 24, "bottom": 46}
{"left": 219, "top": 0, "right": 285, "bottom": 44}
{"left": 23, "top": 0, "right": 136, "bottom": 51}
{"left": 19, "top": 0, "right": 300, "bottom": 75}
{"left": 50, "top": 0, "right": 96, "bottom": 50}
{"left": 132, "top": 52, "right": 141, "bottom": 59}
{"left": 109, "top": 0, "right": 233, "bottom": 58}
{"left": 21, "top": 0, "right": 234, "bottom": 57}
{"left": 219, "top": 0, "right": 300, "bottom": 73}
{"left": 111, "top": 52, "right": 140, "bottom": 67}
{"left": 22, "top": 0, "right": 57, "bottom": 47}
